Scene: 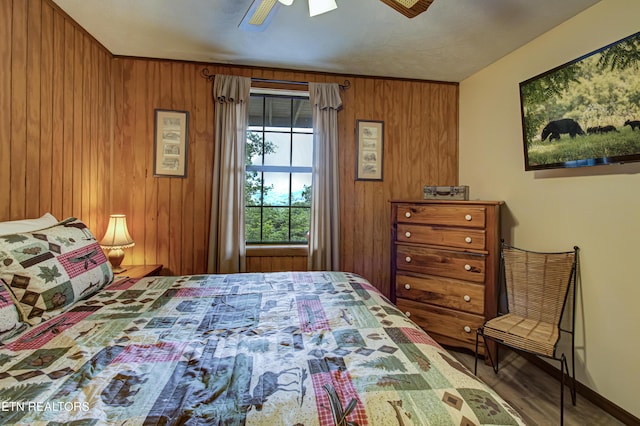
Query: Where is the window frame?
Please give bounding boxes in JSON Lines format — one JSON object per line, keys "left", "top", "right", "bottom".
{"left": 245, "top": 88, "right": 313, "bottom": 246}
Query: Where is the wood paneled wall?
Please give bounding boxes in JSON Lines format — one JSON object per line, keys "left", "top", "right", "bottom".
{"left": 111, "top": 59, "right": 215, "bottom": 277}
{"left": 0, "top": 0, "right": 112, "bottom": 238}
{"left": 246, "top": 248, "right": 308, "bottom": 273}
{"left": 112, "top": 60, "right": 459, "bottom": 295}
{"left": 3, "top": 0, "right": 458, "bottom": 297}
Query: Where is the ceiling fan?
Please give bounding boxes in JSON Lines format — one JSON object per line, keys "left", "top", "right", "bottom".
{"left": 239, "top": 0, "right": 434, "bottom": 32}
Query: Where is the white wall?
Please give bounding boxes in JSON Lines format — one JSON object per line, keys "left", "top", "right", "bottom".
{"left": 459, "top": 0, "right": 640, "bottom": 418}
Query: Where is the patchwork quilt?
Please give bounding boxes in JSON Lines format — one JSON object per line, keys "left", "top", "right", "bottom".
{"left": 0, "top": 272, "right": 525, "bottom": 425}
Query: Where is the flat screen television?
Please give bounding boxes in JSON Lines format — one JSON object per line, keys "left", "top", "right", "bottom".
{"left": 519, "top": 31, "right": 640, "bottom": 171}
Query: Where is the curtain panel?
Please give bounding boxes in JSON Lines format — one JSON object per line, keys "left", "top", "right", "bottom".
{"left": 207, "top": 75, "right": 251, "bottom": 273}
{"left": 308, "top": 82, "right": 342, "bottom": 271}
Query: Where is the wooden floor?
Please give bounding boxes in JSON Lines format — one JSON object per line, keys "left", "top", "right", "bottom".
{"left": 448, "top": 348, "right": 625, "bottom": 426}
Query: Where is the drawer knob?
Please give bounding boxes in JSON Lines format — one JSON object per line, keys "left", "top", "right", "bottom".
{"left": 464, "top": 326, "right": 471, "bottom": 333}
{"left": 404, "top": 284, "right": 411, "bottom": 290}
{"left": 405, "top": 231, "right": 411, "bottom": 238}
{"left": 405, "top": 311, "right": 411, "bottom": 318}
{"left": 405, "top": 256, "right": 412, "bottom": 263}
{"left": 464, "top": 264, "right": 472, "bottom": 271}
{"left": 463, "top": 295, "right": 471, "bottom": 302}
{"left": 405, "top": 212, "right": 411, "bottom": 218}
{"left": 465, "top": 214, "right": 472, "bottom": 221}
{"left": 465, "top": 236, "right": 472, "bottom": 243}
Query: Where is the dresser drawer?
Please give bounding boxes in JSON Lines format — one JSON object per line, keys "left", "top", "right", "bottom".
{"left": 395, "top": 274, "right": 484, "bottom": 315}
{"left": 396, "top": 298, "right": 485, "bottom": 346}
{"left": 397, "top": 204, "right": 486, "bottom": 228}
{"left": 396, "top": 245, "right": 486, "bottom": 283}
{"left": 397, "top": 223, "right": 486, "bottom": 251}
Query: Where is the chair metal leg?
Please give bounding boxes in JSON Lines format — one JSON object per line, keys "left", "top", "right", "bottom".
{"left": 474, "top": 330, "right": 480, "bottom": 375}
{"left": 560, "top": 355, "right": 568, "bottom": 426}
{"left": 485, "top": 336, "right": 499, "bottom": 374}
{"left": 570, "top": 344, "right": 577, "bottom": 405}
{"left": 558, "top": 350, "right": 578, "bottom": 425}
{"left": 475, "top": 329, "right": 499, "bottom": 375}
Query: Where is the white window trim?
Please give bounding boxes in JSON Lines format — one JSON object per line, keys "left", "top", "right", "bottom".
{"left": 245, "top": 87, "right": 312, "bottom": 248}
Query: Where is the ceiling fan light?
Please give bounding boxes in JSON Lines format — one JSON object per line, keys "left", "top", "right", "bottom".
{"left": 393, "top": 0, "right": 420, "bottom": 6}
{"left": 308, "top": 0, "right": 337, "bottom": 17}
{"left": 278, "top": 0, "right": 294, "bottom": 5}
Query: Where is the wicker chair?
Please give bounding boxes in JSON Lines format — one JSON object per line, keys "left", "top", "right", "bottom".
{"left": 474, "top": 241, "right": 579, "bottom": 425}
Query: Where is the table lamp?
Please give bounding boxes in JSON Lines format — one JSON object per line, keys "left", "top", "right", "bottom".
{"left": 99, "top": 214, "right": 135, "bottom": 273}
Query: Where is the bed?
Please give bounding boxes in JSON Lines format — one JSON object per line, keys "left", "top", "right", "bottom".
{"left": 0, "top": 216, "right": 525, "bottom": 425}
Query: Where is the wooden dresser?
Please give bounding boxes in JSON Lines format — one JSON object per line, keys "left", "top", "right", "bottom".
{"left": 390, "top": 200, "right": 502, "bottom": 354}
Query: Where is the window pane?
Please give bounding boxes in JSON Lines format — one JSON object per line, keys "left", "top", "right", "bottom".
{"left": 262, "top": 207, "right": 290, "bottom": 242}
{"left": 291, "top": 208, "right": 310, "bottom": 242}
{"left": 292, "top": 173, "right": 311, "bottom": 206}
{"left": 293, "top": 99, "right": 312, "bottom": 130}
{"left": 263, "top": 172, "right": 290, "bottom": 206}
{"left": 245, "top": 171, "right": 262, "bottom": 206}
{"left": 248, "top": 97, "right": 264, "bottom": 127}
{"left": 264, "top": 97, "right": 292, "bottom": 129}
{"left": 263, "top": 132, "right": 291, "bottom": 166}
{"left": 246, "top": 131, "right": 264, "bottom": 166}
{"left": 245, "top": 92, "right": 312, "bottom": 245}
{"left": 292, "top": 133, "right": 313, "bottom": 167}
{"left": 245, "top": 207, "right": 262, "bottom": 242}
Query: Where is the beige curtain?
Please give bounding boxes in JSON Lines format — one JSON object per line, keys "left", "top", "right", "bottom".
{"left": 207, "top": 75, "right": 251, "bottom": 273}
{"left": 308, "top": 82, "right": 342, "bottom": 271}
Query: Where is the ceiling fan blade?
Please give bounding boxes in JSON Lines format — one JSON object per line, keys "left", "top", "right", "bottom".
{"left": 308, "top": 0, "right": 337, "bottom": 17}
{"left": 379, "top": 0, "right": 434, "bottom": 18}
{"left": 239, "top": 0, "right": 280, "bottom": 32}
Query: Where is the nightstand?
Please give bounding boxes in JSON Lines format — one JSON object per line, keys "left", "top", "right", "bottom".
{"left": 114, "top": 264, "right": 163, "bottom": 279}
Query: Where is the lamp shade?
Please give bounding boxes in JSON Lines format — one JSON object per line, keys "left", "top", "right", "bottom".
{"left": 99, "top": 214, "right": 135, "bottom": 249}
{"left": 308, "top": 0, "right": 337, "bottom": 17}
{"left": 278, "top": 0, "right": 294, "bottom": 5}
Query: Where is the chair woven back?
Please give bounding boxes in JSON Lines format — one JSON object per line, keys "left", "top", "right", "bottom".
{"left": 502, "top": 245, "right": 577, "bottom": 327}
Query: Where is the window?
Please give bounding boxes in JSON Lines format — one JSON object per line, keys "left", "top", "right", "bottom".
{"left": 245, "top": 91, "right": 313, "bottom": 244}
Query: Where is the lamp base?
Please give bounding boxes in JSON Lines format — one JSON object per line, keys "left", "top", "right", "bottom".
{"left": 107, "top": 248, "right": 127, "bottom": 273}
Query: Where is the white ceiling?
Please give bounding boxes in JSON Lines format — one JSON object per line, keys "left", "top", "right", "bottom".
{"left": 52, "top": 0, "right": 601, "bottom": 82}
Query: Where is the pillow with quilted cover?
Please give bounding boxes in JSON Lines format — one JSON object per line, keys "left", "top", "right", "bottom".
{"left": 0, "top": 282, "right": 28, "bottom": 342}
{"left": 0, "top": 217, "right": 113, "bottom": 324}
{"left": 0, "top": 213, "right": 59, "bottom": 236}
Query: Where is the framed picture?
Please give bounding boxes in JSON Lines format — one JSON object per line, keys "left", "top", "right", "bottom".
{"left": 356, "top": 120, "right": 384, "bottom": 180}
{"left": 154, "top": 109, "right": 189, "bottom": 177}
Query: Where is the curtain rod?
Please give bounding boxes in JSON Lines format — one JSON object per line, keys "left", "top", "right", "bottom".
{"left": 200, "top": 68, "right": 350, "bottom": 90}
